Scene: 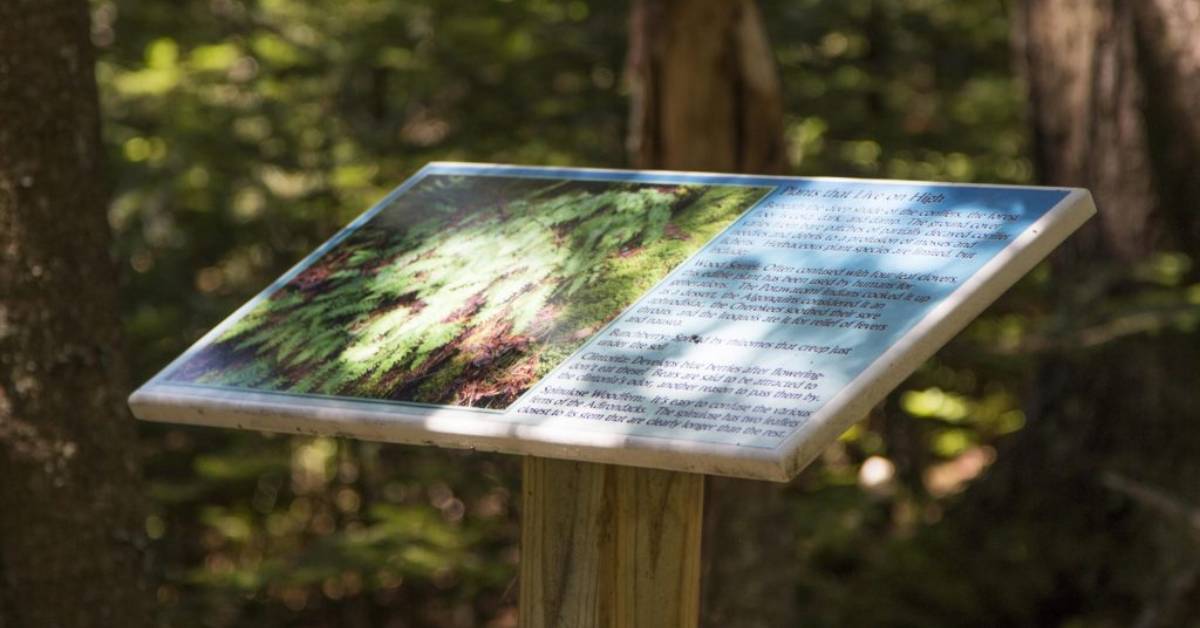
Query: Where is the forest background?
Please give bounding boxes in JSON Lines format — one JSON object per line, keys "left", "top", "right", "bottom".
{"left": 2, "top": 0, "right": 1199, "bottom": 627}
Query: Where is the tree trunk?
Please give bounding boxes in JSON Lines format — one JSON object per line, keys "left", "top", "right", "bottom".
{"left": 947, "top": 1, "right": 1200, "bottom": 624}
{"left": 627, "top": 0, "right": 785, "bottom": 175}
{"left": 626, "top": 2, "right": 793, "bottom": 626}
{"left": 0, "top": 1, "right": 153, "bottom": 626}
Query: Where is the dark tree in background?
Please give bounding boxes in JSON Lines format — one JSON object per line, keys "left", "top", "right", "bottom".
{"left": 626, "top": 1, "right": 795, "bottom": 626}
{"left": 0, "top": 0, "right": 152, "bottom": 625}
{"left": 939, "top": 1, "right": 1200, "bottom": 625}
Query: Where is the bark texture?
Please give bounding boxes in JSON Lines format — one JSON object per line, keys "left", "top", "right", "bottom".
{"left": 0, "top": 0, "right": 152, "bottom": 626}
{"left": 625, "top": 2, "right": 793, "bottom": 626}
{"left": 627, "top": 0, "right": 785, "bottom": 175}
{"left": 952, "top": 1, "right": 1200, "bottom": 624}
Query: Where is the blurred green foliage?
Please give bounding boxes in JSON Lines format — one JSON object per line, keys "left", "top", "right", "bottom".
{"left": 97, "top": 0, "right": 1199, "bottom": 626}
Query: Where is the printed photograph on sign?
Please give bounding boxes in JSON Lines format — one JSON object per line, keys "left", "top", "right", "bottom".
{"left": 163, "top": 173, "right": 772, "bottom": 408}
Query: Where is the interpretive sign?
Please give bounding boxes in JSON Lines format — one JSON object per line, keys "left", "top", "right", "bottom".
{"left": 130, "top": 162, "right": 1094, "bottom": 480}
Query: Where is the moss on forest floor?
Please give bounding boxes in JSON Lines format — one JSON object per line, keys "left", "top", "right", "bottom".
{"left": 169, "top": 175, "right": 770, "bottom": 408}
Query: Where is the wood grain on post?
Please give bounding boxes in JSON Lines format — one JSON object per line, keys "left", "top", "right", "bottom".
{"left": 520, "top": 457, "right": 704, "bottom": 628}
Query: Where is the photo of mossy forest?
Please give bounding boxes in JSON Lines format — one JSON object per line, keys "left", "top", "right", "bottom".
{"left": 166, "top": 174, "right": 771, "bottom": 409}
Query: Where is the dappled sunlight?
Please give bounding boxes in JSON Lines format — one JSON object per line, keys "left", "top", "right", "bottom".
{"left": 857, "top": 455, "right": 896, "bottom": 495}
{"left": 166, "top": 175, "right": 766, "bottom": 410}
{"left": 923, "top": 445, "right": 995, "bottom": 497}
{"left": 485, "top": 175, "right": 1070, "bottom": 464}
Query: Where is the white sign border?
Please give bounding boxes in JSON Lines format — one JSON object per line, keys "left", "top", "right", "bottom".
{"left": 130, "top": 162, "right": 1095, "bottom": 481}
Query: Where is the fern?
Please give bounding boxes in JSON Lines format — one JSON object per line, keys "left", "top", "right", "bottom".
{"left": 168, "top": 175, "right": 770, "bottom": 406}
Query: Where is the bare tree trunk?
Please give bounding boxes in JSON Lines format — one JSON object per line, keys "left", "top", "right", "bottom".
{"left": 626, "top": 2, "right": 794, "bottom": 626}
{"left": 0, "top": 1, "right": 153, "bottom": 626}
{"left": 627, "top": 0, "right": 785, "bottom": 175}
{"left": 945, "top": 1, "right": 1200, "bottom": 624}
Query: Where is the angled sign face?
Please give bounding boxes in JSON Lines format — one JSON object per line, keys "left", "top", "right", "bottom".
{"left": 130, "top": 163, "right": 1094, "bottom": 481}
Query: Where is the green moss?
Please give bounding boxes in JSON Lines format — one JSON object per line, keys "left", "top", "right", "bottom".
{"left": 169, "top": 175, "right": 770, "bottom": 406}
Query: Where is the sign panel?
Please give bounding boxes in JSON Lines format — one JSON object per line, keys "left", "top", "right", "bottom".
{"left": 130, "top": 163, "right": 1094, "bottom": 480}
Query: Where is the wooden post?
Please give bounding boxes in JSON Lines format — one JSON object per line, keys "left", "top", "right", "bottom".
{"left": 520, "top": 457, "right": 704, "bottom": 628}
